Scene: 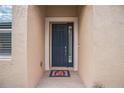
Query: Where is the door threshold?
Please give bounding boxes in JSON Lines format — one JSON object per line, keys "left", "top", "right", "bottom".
{"left": 50, "top": 67, "right": 74, "bottom": 71}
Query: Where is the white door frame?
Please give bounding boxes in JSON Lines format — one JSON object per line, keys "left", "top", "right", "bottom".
{"left": 45, "top": 17, "right": 78, "bottom": 71}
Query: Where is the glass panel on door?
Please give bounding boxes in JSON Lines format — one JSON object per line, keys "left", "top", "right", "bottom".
{"left": 68, "top": 24, "right": 73, "bottom": 66}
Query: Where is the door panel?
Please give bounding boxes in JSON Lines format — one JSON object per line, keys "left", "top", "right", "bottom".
{"left": 52, "top": 23, "right": 73, "bottom": 67}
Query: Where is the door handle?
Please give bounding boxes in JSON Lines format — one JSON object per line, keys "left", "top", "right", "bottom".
{"left": 64, "top": 46, "right": 67, "bottom": 56}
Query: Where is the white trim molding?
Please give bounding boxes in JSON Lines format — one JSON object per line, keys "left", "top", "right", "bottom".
{"left": 45, "top": 17, "right": 78, "bottom": 71}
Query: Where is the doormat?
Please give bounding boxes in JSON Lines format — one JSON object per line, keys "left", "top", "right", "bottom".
{"left": 49, "top": 70, "right": 70, "bottom": 77}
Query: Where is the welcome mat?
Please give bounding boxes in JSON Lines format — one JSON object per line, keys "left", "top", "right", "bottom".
{"left": 49, "top": 70, "right": 70, "bottom": 77}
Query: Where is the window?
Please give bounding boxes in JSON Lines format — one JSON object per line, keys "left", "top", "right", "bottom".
{"left": 0, "top": 6, "right": 12, "bottom": 57}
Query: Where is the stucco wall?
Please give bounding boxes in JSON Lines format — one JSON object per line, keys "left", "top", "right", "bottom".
{"left": 0, "top": 5, "right": 46, "bottom": 88}
{"left": 78, "top": 6, "right": 94, "bottom": 87}
{"left": 78, "top": 5, "right": 124, "bottom": 88}
{"left": 0, "top": 6, "right": 28, "bottom": 88}
{"left": 27, "top": 6, "right": 45, "bottom": 87}
{"left": 46, "top": 6, "right": 78, "bottom": 17}
{"left": 93, "top": 6, "right": 124, "bottom": 88}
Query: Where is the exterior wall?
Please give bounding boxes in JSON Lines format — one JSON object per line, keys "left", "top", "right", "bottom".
{"left": 93, "top": 6, "right": 124, "bottom": 88}
{"left": 0, "top": 5, "right": 46, "bottom": 88}
{"left": 78, "top": 5, "right": 124, "bottom": 88}
{"left": 0, "top": 6, "right": 28, "bottom": 87}
{"left": 78, "top": 6, "right": 94, "bottom": 87}
{"left": 46, "top": 6, "right": 78, "bottom": 17}
{"left": 27, "top": 6, "right": 45, "bottom": 87}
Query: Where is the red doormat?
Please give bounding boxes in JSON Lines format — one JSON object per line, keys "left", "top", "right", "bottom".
{"left": 49, "top": 70, "right": 70, "bottom": 77}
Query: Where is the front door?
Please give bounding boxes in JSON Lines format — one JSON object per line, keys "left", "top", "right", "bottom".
{"left": 52, "top": 23, "right": 73, "bottom": 67}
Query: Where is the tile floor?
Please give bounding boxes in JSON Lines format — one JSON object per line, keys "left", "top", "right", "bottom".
{"left": 37, "top": 71, "right": 85, "bottom": 88}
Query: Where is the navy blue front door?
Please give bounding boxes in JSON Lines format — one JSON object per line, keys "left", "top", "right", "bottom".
{"left": 52, "top": 23, "right": 73, "bottom": 67}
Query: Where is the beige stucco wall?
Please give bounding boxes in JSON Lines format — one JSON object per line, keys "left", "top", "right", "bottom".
{"left": 93, "top": 6, "right": 124, "bottom": 88}
{"left": 78, "top": 5, "right": 124, "bottom": 88}
{"left": 0, "top": 6, "right": 28, "bottom": 88}
{"left": 0, "top": 5, "right": 46, "bottom": 88}
{"left": 27, "top": 6, "right": 45, "bottom": 87}
{"left": 78, "top": 6, "right": 94, "bottom": 87}
{"left": 46, "top": 6, "right": 78, "bottom": 17}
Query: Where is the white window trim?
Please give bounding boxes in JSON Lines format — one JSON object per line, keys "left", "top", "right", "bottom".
{"left": 45, "top": 17, "right": 78, "bottom": 71}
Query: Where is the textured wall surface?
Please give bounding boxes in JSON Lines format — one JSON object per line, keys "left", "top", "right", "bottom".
{"left": 46, "top": 6, "right": 78, "bottom": 17}
{"left": 78, "top": 5, "right": 124, "bottom": 88}
{"left": 93, "top": 6, "right": 124, "bottom": 88}
{"left": 27, "top": 6, "right": 45, "bottom": 87}
{"left": 78, "top": 6, "right": 94, "bottom": 87}
{"left": 0, "top": 6, "right": 28, "bottom": 88}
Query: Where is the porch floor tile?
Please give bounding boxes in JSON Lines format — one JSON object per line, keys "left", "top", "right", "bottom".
{"left": 37, "top": 71, "right": 85, "bottom": 88}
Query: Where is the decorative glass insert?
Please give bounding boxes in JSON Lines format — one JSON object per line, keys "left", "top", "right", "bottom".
{"left": 0, "top": 6, "right": 12, "bottom": 57}
{"left": 68, "top": 25, "right": 73, "bottom": 63}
